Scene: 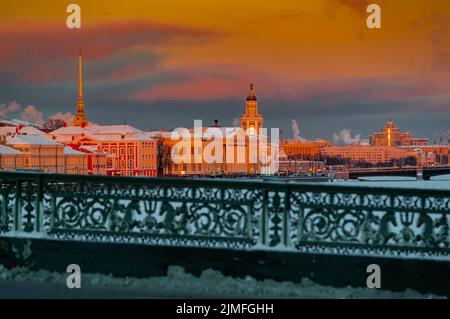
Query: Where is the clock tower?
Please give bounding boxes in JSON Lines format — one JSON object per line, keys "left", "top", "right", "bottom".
{"left": 240, "top": 84, "right": 263, "bottom": 135}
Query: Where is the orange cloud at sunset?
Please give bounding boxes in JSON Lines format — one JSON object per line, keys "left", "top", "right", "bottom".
{"left": 0, "top": 0, "right": 449, "bottom": 137}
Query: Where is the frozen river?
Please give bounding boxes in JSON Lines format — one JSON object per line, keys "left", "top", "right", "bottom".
{"left": 325, "top": 174, "right": 450, "bottom": 190}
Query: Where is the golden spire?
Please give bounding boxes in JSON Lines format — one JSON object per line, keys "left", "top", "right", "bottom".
{"left": 78, "top": 49, "right": 83, "bottom": 98}
{"left": 73, "top": 49, "right": 88, "bottom": 127}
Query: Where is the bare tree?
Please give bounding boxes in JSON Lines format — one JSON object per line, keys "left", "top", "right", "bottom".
{"left": 43, "top": 118, "right": 65, "bottom": 132}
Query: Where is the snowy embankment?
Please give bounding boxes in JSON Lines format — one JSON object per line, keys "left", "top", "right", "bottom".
{"left": 326, "top": 174, "right": 450, "bottom": 190}
{"left": 0, "top": 265, "right": 444, "bottom": 299}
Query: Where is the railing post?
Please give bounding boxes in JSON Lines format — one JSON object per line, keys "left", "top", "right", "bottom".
{"left": 261, "top": 189, "right": 268, "bottom": 246}
{"left": 35, "top": 175, "right": 44, "bottom": 233}
{"left": 14, "top": 180, "right": 22, "bottom": 232}
{"left": 283, "top": 187, "right": 290, "bottom": 247}
{"left": 0, "top": 182, "right": 7, "bottom": 233}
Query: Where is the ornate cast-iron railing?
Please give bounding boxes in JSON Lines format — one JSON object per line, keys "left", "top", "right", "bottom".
{"left": 0, "top": 171, "right": 449, "bottom": 259}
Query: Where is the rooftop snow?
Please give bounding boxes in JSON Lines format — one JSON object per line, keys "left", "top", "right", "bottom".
{"left": 0, "top": 127, "right": 16, "bottom": 135}
{"left": 63, "top": 146, "right": 86, "bottom": 155}
{"left": 6, "top": 135, "right": 61, "bottom": 146}
{"left": 51, "top": 124, "right": 143, "bottom": 136}
{"left": 0, "top": 126, "right": 46, "bottom": 136}
{"left": 0, "top": 144, "right": 22, "bottom": 154}
{"left": 18, "top": 126, "right": 46, "bottom": 135}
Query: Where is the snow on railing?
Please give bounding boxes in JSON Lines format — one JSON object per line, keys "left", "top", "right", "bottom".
{"left": 0, "top": 171, "right": 449, "bottom": 259}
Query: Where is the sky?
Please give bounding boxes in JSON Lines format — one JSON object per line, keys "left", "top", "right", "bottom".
{"left": 0, "top": 0, "right": 449, "bottom": 142}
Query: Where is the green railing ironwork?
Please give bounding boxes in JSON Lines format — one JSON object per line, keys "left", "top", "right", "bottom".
{"left": 0, "top": 171, "right": 449, "bottom": 258}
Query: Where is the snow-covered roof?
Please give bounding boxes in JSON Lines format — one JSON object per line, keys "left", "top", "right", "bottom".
{"left": 147, "top": 131, "right": 174, "bottom": 139}
{"left": 51, "top": 124, "right": 143, "bottom": 136}
{"left": 78, "top": 145, "right": 111, "bottom": 156}
{"left": 0, "top": 144, "right": 22, "bottom": 154}
{"left": 0, "top": 126, "right": 46, "bottom": 136}
{"left": 64, "top": 146, "right": 86, "bottom": 155}
{"left": 57, "top": 132, "right": 154, "bottom": 143}
{"left": 6, "top": 135, "right": 61, "bottom": 146}
{"left": 9, "top": 119, "right": 37, "bottom": 127}
{"left": 79, "top": 145, "right": 99, "bottom": 153}
{"left": 0, "top": 127, "right": 16, "bottom": 136}
{"left": 0, "top": 120, "right": 17, "bottom": 127}
{"left": 0, "top": 116, "right": 19, "bottom": 127}
{"left": 48, "top": 124, "right": 153, "bottom": 144}
{"left": 18, "top": 126, "right": 46, "bottom": 135}
{"left": 90, "top": 133, "right": 151, "bottom": 142}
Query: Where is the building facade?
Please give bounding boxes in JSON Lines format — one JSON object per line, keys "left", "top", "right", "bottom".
{"left": 370, "top": 119, "right": 429, "bottom": 147}
{"left": 152, "top": 84, "right": 275, "bottom": 176}
{"left": 0, "top": 134, "right": 100, "bottom": 174}
{"left": 281, "top": 139, "right": 332, "bottom": 160}
{"left": 399, "top": 145, "right": 450, "bottom": 166}
{"left": 49, "top": 125, "right": 157, "bottom": 176}
{"left": 322, "top": 145, "right": 419, "bottom": 165}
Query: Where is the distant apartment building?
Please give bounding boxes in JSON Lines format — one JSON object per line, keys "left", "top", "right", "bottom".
{"left": 278, "top": 148, "right": 326, "bottom": 174}
{"left": 370, "top": 118, "right": 429, "bottom": 147}
{"left": 399, "top": 145, "right": 450, "bottom": 166}
{"left": 322, "top": 145, "right": 419, "bottom": 165}
{"left": 281, "top": 139, "right": 332, "bottom": 160}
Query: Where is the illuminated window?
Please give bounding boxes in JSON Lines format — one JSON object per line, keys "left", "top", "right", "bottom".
{"left": 249, "top": 125, "right": 255, "bottom": 136}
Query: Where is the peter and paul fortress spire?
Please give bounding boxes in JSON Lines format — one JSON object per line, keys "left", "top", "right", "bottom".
{"left": 73, "top": 49, "right": 89, "bottom": 127}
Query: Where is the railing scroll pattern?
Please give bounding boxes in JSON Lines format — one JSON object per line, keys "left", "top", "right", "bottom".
{"left": 1, "top": 171, "right": 449, "bottom": 258}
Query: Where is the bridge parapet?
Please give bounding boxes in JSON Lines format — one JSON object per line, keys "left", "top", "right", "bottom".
{"left": 0, "top": 171, "right": 449, "bottom": 259}
{"left": 348, "top": 166, "right": 450, "bottom": 180}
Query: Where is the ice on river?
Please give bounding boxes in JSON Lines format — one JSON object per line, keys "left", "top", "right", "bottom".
{"left": 325, "top": 174, "right": 450, "bottom": 190}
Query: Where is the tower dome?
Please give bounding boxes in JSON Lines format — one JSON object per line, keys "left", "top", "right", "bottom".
{"left": 246, "top": 83, "right": 257, "bottom": 101}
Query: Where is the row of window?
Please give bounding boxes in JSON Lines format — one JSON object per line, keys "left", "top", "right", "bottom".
{"left": 104, "top": 147, "right": 134, "bottom": 156}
